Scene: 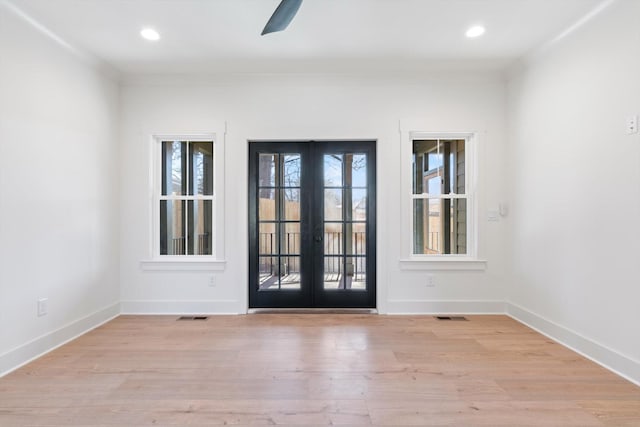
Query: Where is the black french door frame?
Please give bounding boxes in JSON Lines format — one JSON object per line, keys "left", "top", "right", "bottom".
{"left": 248, "top": 140, "right": 376, "bottom": 309}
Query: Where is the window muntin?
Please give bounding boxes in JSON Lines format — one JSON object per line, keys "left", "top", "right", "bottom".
{"left": 412, "top": 139, "right": 467, "bottom": 255}
{"left": 159, "top": 140, "right": 214, "bottom": 256}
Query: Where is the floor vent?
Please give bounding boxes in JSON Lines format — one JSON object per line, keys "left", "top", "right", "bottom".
{"left": 177, "top": 316, "right": 209, "bottom": 321}
{"left": 435, "top": 316, "right": 468, "bottom": 321}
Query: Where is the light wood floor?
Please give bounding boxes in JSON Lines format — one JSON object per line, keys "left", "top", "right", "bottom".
{"left": 1, "top": 315, "right": 639, "bottom": 426}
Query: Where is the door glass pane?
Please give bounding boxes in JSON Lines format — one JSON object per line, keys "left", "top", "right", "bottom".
{"left": 280, "top": 256, "right": 301, "bottom": 290}
{"left": 324, "top": 154, "right": 343, "bottom": 187}
{"left": 259, "top": 154, "right": 276, "bottom": 187}
{"left": 284, "top": 189, "right": 301, "bottom": 221}
{"left": 256, "top": 149, "right": 307, "bottom": 294}
{"left": 346, "top": 223, "right": 366, "bottom": 255}
{"left": 189, "top": 142, "right": 213, "bottom": 195}
{"left": 347, "top": 256, "right": 366, "bottom": 290}
{"left": 283, "top": 154, "right": 301, "bottom": 187}
{"left": 162, "top": 141, "right": 185, "bottom": 195}
{"left": 259, "top": 223, "right": 277, "bottom": 255}
{"left": 351, "top": 189, "right": 367, "bottom": 221}
{"left": 259, "top": 256, "right": 279, "bottom": 290}
{"left": 160, "top": 200, "right": 185, "bottom": 255}
{"left": 283, "top": 223, "right": 301, "bottom": 255}
{"left": 323, "top": 257, "right": 344, "bottom": 290}
{"left": 187, "top": 200, "right": 212, "bottom": 255}
{"left": 324, "top": 223, "right": 343, "bottom": 255}
{"left": 345, "top": 153, "right": 367, "bottom": 188}
{"left": 324, "top": 189, "right": 342, "bottom": 221}
{"left": 259, "top": 189, "right": 276, "bottom": 221}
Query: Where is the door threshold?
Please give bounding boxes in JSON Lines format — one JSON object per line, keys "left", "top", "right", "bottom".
{"left": 248, "top": 308, "right": 378, "bottom": 314}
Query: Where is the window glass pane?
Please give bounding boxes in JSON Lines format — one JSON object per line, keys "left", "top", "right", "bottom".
{"left": 438, "top": 139, "right": 465, "bottom": 195}
{"left": 324, "top": 154, "right": 343, "bottom": 187}
{"left": 412, "top": 198, "right": 467, "bottom": 255}
{"left": 162, "top": 141, "right": 185, "bottom": 195}
{"left": 324, "top": 189, "right": 342, "bottom": 221}
{"left": 453, "top": 199, "right": 467, "bottom": 254}
{"left": 189, "top": 142, "right": 213, "bottom": 195}
{"left": 283, "top": 154, "right": 301, "bottom": 187}
{"left": 428, "top": 151, "right": 443, "bottom": 170}
{"left": 449, "top": 140, "right": 465, "bottom": 195}
{"left": 412, "top": 140, "right": 436, "bottom": 195}
{"left": 187, "top": 200, "right": 212, "bottom": 255}
{"left": 413, "top": 199, "right": 441, "bottom": 255}
{"left": 413, "top": 140, "right": 466, "bottom": 193}
{"left": 259, "top": 154, "right": 276, "bottom": 187}
{"left": 426, "top": 175, "right": 441, "bottom": 196}
{"left": 160, "top": 200, "right": 185, "bottom": 255}
{"left": 414, "top": 140, "right": 467, "bottom": 196}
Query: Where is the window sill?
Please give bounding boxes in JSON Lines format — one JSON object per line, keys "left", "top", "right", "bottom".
{"left": 398, "top": 258, "right": 487, "bottom": 271}
{"left": 140, "top": 259, "right": 227, "bottom": 272}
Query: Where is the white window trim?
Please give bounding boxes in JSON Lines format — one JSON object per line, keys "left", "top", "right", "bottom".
{"left": 398, "top": 122, "right": 486, "bottom": 271}
{"left": 140, "top": 128, "right": 226, "bottom": 272}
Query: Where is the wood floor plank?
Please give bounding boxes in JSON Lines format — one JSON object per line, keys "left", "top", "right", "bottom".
{"left": 0, "top": 314, "right": 638, "bottom": 426}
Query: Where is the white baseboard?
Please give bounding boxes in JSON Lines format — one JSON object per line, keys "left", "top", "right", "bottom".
{"left": 386, "top": 299, "right": 506, "bottom": 315}
{"left": 0, "top": 302, "right": 120, "bottom": 377}
{"left": 507, "top": 301, "right": 640, "bottom": 387}
{"left": 120, "top": 299, "right": 240, "bottom": 315}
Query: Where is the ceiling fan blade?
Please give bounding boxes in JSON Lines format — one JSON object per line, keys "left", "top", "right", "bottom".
{"left": 261, "top": 0, "right": 303, "bottom": 35}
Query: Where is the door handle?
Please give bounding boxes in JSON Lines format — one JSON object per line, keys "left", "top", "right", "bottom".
{"left": 314, "top": 235, "right": 323, "bottom": 243}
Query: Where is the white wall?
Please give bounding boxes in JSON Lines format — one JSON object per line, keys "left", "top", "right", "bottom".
{"left": 506, "top": 0, "right": 640, "bottom": 383}
{"left": 0, "top": 3, "right": 120, "bottom": 374}
{"left": 119, "top": 72, "right": 509, "bottom": 315}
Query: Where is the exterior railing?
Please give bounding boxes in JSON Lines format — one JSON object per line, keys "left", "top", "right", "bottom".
{"left": 258, "top": 231, "right": 366, "bottom": 277}
{"left": 170, "top": 233, "right": 210, "bottom": 255}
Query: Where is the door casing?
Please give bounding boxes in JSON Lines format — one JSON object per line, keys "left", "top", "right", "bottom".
{"left": 248, "top": 140, "right": 376, "bottom": 309}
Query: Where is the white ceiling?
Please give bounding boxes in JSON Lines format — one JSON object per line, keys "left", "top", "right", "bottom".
{"left": 8, "top": 0, "right": 604, "bottom": 75}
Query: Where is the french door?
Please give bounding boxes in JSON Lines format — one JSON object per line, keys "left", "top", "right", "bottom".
{"left": 248, "top": 141, "right": 376, "bottom": 308}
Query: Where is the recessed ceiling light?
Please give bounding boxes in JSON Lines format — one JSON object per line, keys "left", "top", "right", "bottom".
{"left": 140, "top": 27, "right": 160, "bottom": 41}
{"left": 466, "top": 25, "right": 485, "bottom": 38}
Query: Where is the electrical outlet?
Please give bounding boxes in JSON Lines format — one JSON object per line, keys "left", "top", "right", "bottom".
{"left": 426, "top": 275, "right": 436, "bottom": 287}
{"left": 37, "top": 298, "right": 48, "bottom": 317}
{"left": 208, "top": 275, "right": 216, "bottom": 287}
